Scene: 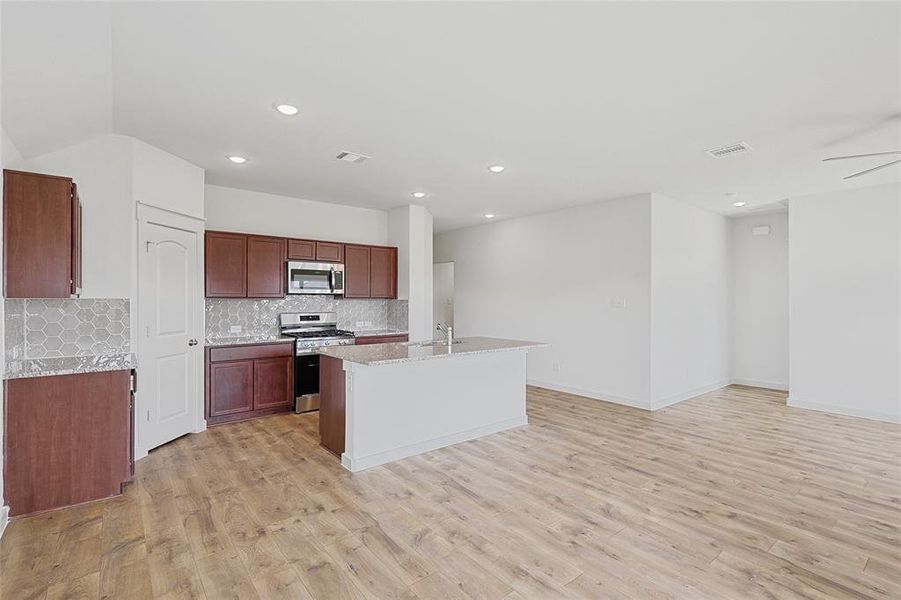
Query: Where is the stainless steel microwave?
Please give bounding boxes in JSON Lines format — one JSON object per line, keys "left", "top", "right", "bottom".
{"left": 286, "top": 261, "right": 345, "bottom": 295}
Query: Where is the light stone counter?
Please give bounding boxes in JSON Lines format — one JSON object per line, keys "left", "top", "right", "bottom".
{"left": 4, "top": 353, "right": 136, "bottom": 380}
{"left": 205, "top": 335, "right": 295, "bottom": 347}
{"left": 351, "top": 329, "right": 409, "bottom": 338}
{"left": 319, "top": 336, "right": 545, "bottom": 366}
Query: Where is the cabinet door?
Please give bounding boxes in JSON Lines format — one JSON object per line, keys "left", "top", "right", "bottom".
{"left": 287, "top": 239, "right": 316, "bottom": 260}
{"left": 208, "top": 360, "right": 254, "bottom": 416}
{"left": 3, "top": 170, "right": 74, "bottom": 298}
{"left": 70, "top": 185, "right": 82, "bottom": 296}
{"left": 247, "top": 235, "right": 286, "bottom": 298}
{"left": 369, "top": 246, "right": 397, "bottom": 299}
{"left": 316, "top": 242, "right": 344, "bottom": 263}
{"left": 4, "top": 370, "right": 131, "bottom": 517}
{"left": 205, "top": 231, "right": 247, "bottom": 297}
{"left": 253, "top": 356, "right": 294, "bottom": 410}
{"left": 344, "top": 245, "right": 371, "bottom": 298}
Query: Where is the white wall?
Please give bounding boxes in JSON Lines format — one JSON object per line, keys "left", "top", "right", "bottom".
{"left": 389, "top": 205, "right": 433, "bottom": 341}
{"left": 13, "top": 134, "right": 205, "bottom": 354}
{"left": 730, "top": 211, "right": 789, "bottom": 390}
{"left": 650, "top": 194, "right": 731, "bottom": 408}
{"left": 433, "top": 262, "right": 454, "bottom": 330}
{"left": 14, "top": 135, "right": 134, "bottom": 298}
{"left": 205, "top": 185, "right": 388, "bottom": 244}
{"left": 132, "top": 139, "right": 205, "bottom": 220}
{"left": 789, "top": 183, "right": 900, "bottom": 422}
{"left": 0, "top": 5, "right": 8, "bottom": 530}
{"left": 435, "top": 194, "right": 654, "bottom": 407}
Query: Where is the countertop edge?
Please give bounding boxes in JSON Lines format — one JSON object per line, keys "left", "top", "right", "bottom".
{"left": 320, "top": 338, "right": 548, "bottom": 366}
{"left": 3, "top": 353, "right": 137, "bottom": 380}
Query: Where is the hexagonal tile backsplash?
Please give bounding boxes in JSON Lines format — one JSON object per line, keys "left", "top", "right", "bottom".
{"left": 205, "top": 297, "right": 409, "bottom": 339}
{"left": 5, "top": 298, "right": 130, "bottom": 360}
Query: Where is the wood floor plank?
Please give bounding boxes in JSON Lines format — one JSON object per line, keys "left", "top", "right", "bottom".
{"left": 2, "top": 385, "right": 899, "bottom": 599}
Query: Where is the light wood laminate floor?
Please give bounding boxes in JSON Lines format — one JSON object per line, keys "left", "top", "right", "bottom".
{"left": 2, "top": 385, "right": 900, "bottom": 599}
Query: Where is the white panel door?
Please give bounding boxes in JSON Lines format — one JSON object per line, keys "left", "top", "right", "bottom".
{"left": 138, "top": 221, "right": 200, "bottom": 451}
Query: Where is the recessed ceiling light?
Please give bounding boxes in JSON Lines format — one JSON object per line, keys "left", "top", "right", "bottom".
{"left": 411, "top": 191, "right": 427, "bottom": 199}
{"left": 732, "top": 201, "right": 747, "bottom": 207}
{"left": 483, "top": 213, "right": 496, "bottom": 219}
{"left": 227, "top": 155, "right": 247, "bottom": 164}
{"left": 275, "top": 104, "right": 299, "bottom": 116}
{"left": 487, "top": 165, "right": 505, "bottom": 173}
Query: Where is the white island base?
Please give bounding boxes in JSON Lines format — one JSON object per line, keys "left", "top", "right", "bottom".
{"left": 320, "top": 338, "right": 541, "bottom": 472}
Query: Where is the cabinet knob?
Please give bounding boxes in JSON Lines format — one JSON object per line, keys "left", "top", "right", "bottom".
{"left": 188, "top": 339, "right": 199, "bottom": 347}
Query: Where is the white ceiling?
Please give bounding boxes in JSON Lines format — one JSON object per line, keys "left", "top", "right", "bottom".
{"left": 3, "top": 1, "right": 899, "bottom": 231}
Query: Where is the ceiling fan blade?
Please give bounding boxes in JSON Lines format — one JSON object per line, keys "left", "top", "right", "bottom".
{"left": 822, "top": 150, "right": 901, "bottom": 162}
{"left": 843, "top": 158, "right": 901, "bottom": 179}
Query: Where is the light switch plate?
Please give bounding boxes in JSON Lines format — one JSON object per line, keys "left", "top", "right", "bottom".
{"left": 611, "top": 297, "right": 627, "bottom": 309}
{"left": 229, "top": 325, "right": 242, "bottom": 333}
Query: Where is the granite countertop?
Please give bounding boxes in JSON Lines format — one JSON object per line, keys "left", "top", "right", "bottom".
{"left": 352, "top": 329, "right": 409, "bottom": 338}
{"left": 319, "top": 336, "right": 547, "bottom": 366}
{"left": 205, "top": 335, "right": 295, "bottom": 347}
{"left": 4, "top": 353, "right": 137, "bottom": 380}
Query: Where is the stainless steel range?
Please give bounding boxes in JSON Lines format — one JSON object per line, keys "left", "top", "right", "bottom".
{"left": 279, "top": 312, "right": 355, "bottom": 412}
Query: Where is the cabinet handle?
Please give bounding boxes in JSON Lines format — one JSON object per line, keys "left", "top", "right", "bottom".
{"left": 188, "top": 339, "right": 199, "bottom": 346}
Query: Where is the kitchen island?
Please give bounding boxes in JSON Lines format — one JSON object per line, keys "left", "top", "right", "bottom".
{"left": 318, "top": 337, "right": 546, "bottom": 471}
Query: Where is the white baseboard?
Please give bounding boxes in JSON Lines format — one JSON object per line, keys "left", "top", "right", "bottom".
{"left": 528, "top": 379, "right": 730, "bottom": 411}
{"left": 787, "top": 396, "right": 900, "bottom": 424}
{"left": 527, "top": 379, "right": 651, "bottom": 410}
{"left": 0, "top": 506, "right": 9, "bottom": 540}
{"left": 341, "top": 415, "right": 528, "bottom": 472}
{"left": 730, "top": 378, "right": 789, "bottom": 391}
{"left": 651, "top": 380, "right": 730, "bottom": 410}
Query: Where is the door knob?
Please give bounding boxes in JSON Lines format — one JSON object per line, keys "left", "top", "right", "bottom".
{"left": 188, "top": 339, "right": 199, "bottom": 346}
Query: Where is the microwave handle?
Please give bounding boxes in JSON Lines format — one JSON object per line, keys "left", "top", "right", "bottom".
{"left": 329, "top": 267, "right": 335, "bottom": 292}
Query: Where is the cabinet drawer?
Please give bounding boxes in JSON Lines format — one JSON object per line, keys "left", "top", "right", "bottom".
{"left": 209, "top": 342, "right": 293, "bottom": 363}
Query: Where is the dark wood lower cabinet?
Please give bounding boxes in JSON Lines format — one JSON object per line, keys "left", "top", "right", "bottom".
{"left": 206, "top": 342, "right": 295, "bottom": 425}
{"left": 253, "top": 356, "right": 294, "bottom": 410}
{"left": 208, "top": 360, "right": 254, "bottom": 417}
{"left": 319, "top": 356, "right": 346, "bottom": 456}
{"left": 4, "top": 370, "right": 133, "bottom": 517}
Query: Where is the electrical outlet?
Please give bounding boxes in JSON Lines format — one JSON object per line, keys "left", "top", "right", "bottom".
{"left": 553, "top": 361, "right": 562, "bottom": 372}
{"left": 355, "top": 320, "right": 373, "bottom": 329}
{"left": 229, "top": 325, "right": 242, "bottom": 334}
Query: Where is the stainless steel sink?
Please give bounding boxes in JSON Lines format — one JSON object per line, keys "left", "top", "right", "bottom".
{"left": 405, "top": 340, "right": 465, "bottom": 348}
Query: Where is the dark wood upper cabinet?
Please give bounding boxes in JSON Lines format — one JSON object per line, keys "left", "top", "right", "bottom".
{"left": 287, "top": 239, "right": 316, "bottom": 261}
{"left": 370, "top": 246, "right": 398, "bottom": 299}
{"left": 316, "top": 241, "right": 344, "bottom": 263}
{"left": 205, "top": 231, "right": 247, "bottom": 297}
{"left": 246, "top": 235, "right": 286, "bottom": 298}
{"left": 3, "top": 169, "right": 82, "bottom": 299}
{"left": 71, "top": 184, "right": 83, "bottom": 296}
{"left": 207, "top": 230, "right": 396, "bottom": 300}
{"left": 287, "top": 239, "right": 344, "bottom": 263}
{"left": 344, "top": 245, "right": 371, "bottom": 298}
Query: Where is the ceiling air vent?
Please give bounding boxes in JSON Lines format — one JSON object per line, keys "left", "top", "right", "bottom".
{"left": 336, "top": 151, "right": 372, "bottom": 164}
{"left": 706, "top": 141, "right": 753, "bottom": 158}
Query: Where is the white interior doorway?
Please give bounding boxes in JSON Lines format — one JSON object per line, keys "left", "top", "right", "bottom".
{"left": 433, "top": 262, "right": 455, "bottom": 332}
{"left": 136, "top": 204, "right": 205, "bottom": 459}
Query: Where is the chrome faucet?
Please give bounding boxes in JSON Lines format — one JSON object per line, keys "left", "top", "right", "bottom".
{"left": 436, "top": 323, "right": 454, "bottom": 346}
